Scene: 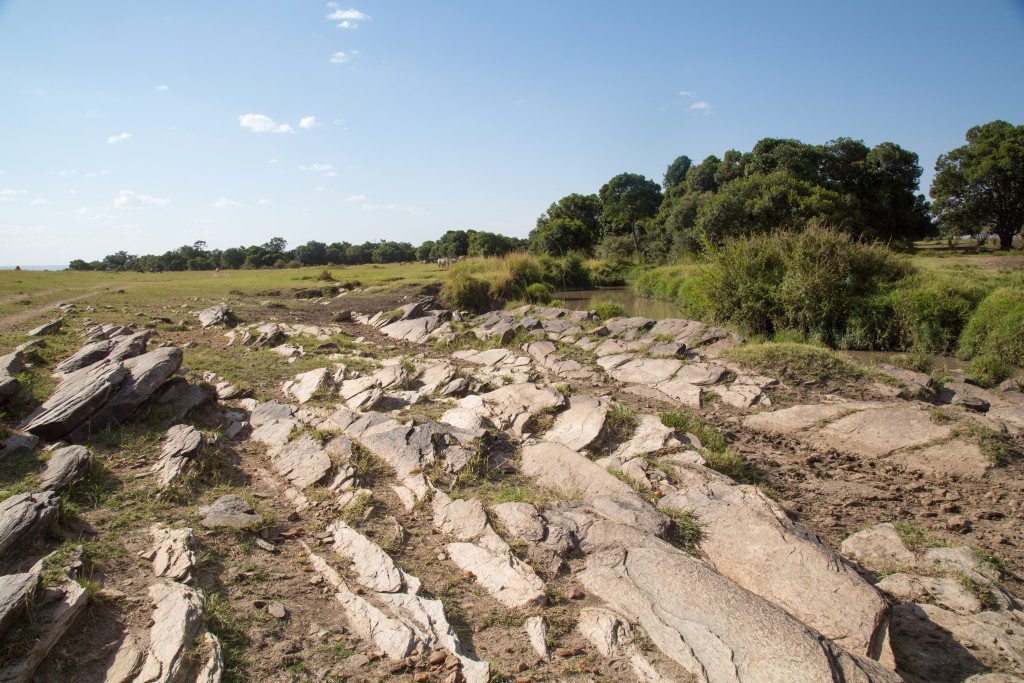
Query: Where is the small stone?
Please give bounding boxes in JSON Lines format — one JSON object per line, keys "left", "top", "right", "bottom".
{"left": 462, "top": 570, "right": 475, "bottom": 580}
{"left": 414, "top": 674, "right": 430, "bottom": 683}
{"left": 429, "top": 651, "right": 447, "bottom": 666}
{"left": 568, "top": 588, "right": 585, "bottom": 600}
{"left": 555, "top": 646, "right": 580, "bottom": 657}
{"left": 267, "top": 602, "right": 287, "bottom": 619}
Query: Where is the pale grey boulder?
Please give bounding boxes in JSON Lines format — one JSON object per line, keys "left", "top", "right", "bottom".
{"left": 0, "top": 491, "right": 60, "bottom": 559}
{"left": 70, "top": 346, "right": 183, "bottom": 439}
{"left": 199, "top": 494, "right": 262, "bottom": 529}
{"left": 660, "top": 480, "right": 894, "bottom": 665}
{"left": 19, "top": 361, "right": 127, "bottom": 440}
{"left": 38, "top": 445, "right": 90, "bottom": 491}
{"left": 27, "top": 318, "right": 62, "bottom": 337}
{"left": 0, "top": 570, "right": 39, "bottom": 640}
{"left": 543, "top": 395, "right": 609, "bottom": 451}
{"left": 153, "top": 425, "right": 204, "bottom": 489}
{"left": 197, "top": 304, "right": 233, "bottom": 328}
{"left": 53, "top": 340, "right": 114, "bottom": 375}
{"left": 144, "top": 525, "right": 198, "bottom": 584}
{"left": 579, "top": 545, "right": 902, "bottom": 683}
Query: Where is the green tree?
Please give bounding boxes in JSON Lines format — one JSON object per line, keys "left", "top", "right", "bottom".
{"left": 597, "top": 173, "right": 663, "bottom": 240}
{"left": 536, "top": 193, "right": 601, "bottom": 249}
{"left": 931, "top": 120, "right": 1024, "bottom": 250}
{"left": 220, "top": 247, "right": 245, "bottom": 269}
{"left": 663, "top": 155, "right": 692, "bottom": 190}
{"left": 528, "top": 218, "right": 591, "bottom": 256}
{"left": 263, "top": 236, "right": 288, "bottom": 253}
{"left": 685, "top": 156, "right": 722, "bottom": 194}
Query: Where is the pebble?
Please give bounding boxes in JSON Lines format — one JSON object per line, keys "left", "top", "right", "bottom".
{"left": 268, "top": 602, "right": 287, "bottom": 619}
{"left": 568, "top": 587, "right": 585, "bottom": 600}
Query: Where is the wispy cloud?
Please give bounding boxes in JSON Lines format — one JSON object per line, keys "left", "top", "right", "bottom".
{"left": 107, "top": 132, "right": 133, "bottom": 144}
{"left": 300, "top": 163, "right": 337, "bottom": 177}
{"left": 258, "top": 198, "right": 273, "bottom": 205}
{"left": 154, "top": 84, "right": 170, "bottom": 92}
{"left": 678, "top": 90, "right": 698, "bottom": 98}
{"left": 327, "top": 7, "right": 369, "bottom": 28}
{"left": 343, "top": 194, "right": 366, "bottom": 202}
{"left": 29, "top": 198, "right": 48, "bottom": 206}
{"left": 362, "top": 203, "right": 427, "bottom": 217}
{"left": 214, "top": 197, "right": 244, "bottom": 208}
{"left": 239, "top": 113, "right": 293, "bottom": 134}
{"left": 690, "top": 101, "right": 712, "bottom": 112}
{"left": 331, "top": 50, "right": 358, "bottom": 64}
{"left": 0, "top": 189, "right": 26, "bottom": 202}
{"left": 113, "top": 190, "right": 170, "bottom": 208}
{"left": 268, "top": 158, "right": 279, "bottom": 165}
{"left": 299, "top": 116, "right": 318, "bottom": 129}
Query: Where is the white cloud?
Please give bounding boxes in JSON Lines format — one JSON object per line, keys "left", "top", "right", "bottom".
{"left": 29, "top": 198, "right": 48, "bottom": 206}
{"left": 343, "top": 194, "right": 366, "bottom": 202}
{"left": 690, "top": 101, "right": 712, "bottom": 112}
{"left": 107, "top": 132, "right": 133, "bottom": 144}
{"left": 57, "top": 169, "right": 76, "bottom": 176}
{"left": 300, "top": 163, "right": 337, "bottom": 177}
{"left": 314, "top": 185, "right": 326, "bottom": 192}
{"left": 299, "top": 116, "right": 318, "bottom": 129}
{"left": 154, "top": 84, "right": 170, "bottom": 92}
{"left": 678, "top": 90, "right": 698, "bottom": 98}
{"left": 193, "top": 217, "right": 218, "bottom": 225}
{"left": 239, "top": 113, "right": 293, "bottom": 134}
{"left": 268, "top": 158, "right": 279, "bottom": 164}
{"left": 113, "top": 190, "right": 170, "bottom": 208}
{"left": 362, "top": 203, "right": 428, "bottom": 217}
{"left": 258, "top": 198, "right": 273, "bottom": 205}
{"left": 0, "top": 189, "right": 26, "bottom": 201}
{"left": 331, "top": 50, "right": 358, "bottom": 64}
{"left": 214, "top": 197, "right": 244, "bottom": 209}
{"left": 328, "top": 8, "right": 369, "bottom": 28}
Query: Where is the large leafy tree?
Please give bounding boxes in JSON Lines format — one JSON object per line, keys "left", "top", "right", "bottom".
{"left": 663, "top": 155, "right": 692, "bottom": 190}
{"left": 534, "top": 193, "right": 601, "bottom": 250}
{"left": 597, "top": 173, "right": 663, "bottom": 239}
{"left": 528, "top": 218, "right": 592, "bottom": 256}
{"left": 931, "top": 120, "right": 1024, "bottom": 250}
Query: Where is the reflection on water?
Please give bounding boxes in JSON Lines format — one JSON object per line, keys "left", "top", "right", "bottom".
{"left": 553, "top": 287, "right": 686, "bottom": 320}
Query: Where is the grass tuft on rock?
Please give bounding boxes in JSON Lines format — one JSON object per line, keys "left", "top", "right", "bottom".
{"left": 724, "top": 341, "right": 865, "bottom": 383}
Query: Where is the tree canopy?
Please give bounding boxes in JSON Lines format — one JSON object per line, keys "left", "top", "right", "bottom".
{"left": 931, "top": 120, "right": 1024, "bottom": 250}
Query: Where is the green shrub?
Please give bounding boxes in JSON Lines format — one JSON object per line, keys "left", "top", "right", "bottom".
{"left": 593, "top": 301, "right": 627, "bottom": 319}
{"left": 586, "top": 258, "right": 627, "bottom": 287}
{"left": 958, "top": 287, "right": 1024, "bottom": 366}
{"left": 440, "top": 271, "right": 493, "bottom": 312}
{"left": 524, "top": 282, "right": 555, "bottom": 304}
{"left": 724, "top": 342, "right": 866, "bottom": 383}
{"left": 697, "top": 225, "right": 913, "bottom": 345}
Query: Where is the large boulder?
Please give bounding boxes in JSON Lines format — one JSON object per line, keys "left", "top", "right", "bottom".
{"left": 661, "top": 480, "right": 894, "bottom": 665}
{"left": 579, "top": 545, "right": 902, "bottom": 683}
{"left": 0, "top": 491, "right": 60, "bottom": 559}
{"left": 19, "top": 361, "right": 127, "bottom": 440}
{"left": 38, "top": 445, "right": 90, "bottom": 491}
{"left": 543, "top": 395, "right": 609, "bottom": 451}
{"left": 198, "top": 304, "right": 233, "bottom": 328}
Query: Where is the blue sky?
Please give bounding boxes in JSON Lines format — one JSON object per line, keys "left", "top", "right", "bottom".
{"left": 1, "top": 1, "right": 1022, "bottom": 266}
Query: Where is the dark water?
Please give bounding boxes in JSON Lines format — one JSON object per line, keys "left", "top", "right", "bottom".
{"left": 553, "top": 287, "right": 686, "bottom": 320}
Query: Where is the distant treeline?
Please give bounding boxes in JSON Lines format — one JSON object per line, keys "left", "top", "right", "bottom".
{"left": 68, "top": 230, "right": 528, "bottom": 272}
{"left": 71, "top": 121, "right": 1023, "bottom": 271}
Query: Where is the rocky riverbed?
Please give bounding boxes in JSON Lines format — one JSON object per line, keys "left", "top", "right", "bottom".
{"left": 0, "top": 294, "right": 1021, "bottom": 682}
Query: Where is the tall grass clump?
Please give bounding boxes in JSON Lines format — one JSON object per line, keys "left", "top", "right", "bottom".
{"left": 440, "top": 252, "right": 599, "bottom": 312}
{"left": 957, "top": 287, "right": 1024, "bottom": 380}
{"left": 694, "top": 224, "right": 914, "bottom": 346}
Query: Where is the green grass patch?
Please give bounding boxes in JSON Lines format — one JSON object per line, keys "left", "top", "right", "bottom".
{"left": 724, "top": 341, "right": 866, "bottom": 383}
{"left": 892, "top": 521, "right": 944, "bottom": 552}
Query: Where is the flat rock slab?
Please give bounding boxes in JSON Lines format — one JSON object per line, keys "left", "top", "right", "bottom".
{"left": 270, "top": 435, "right": 333, "bottom": 489}
{"left": 817, "top": 404, "right": 953, "bottom": 457}
{"left": 445, "top": 542, "right": 546, "bottom": 609}
{"left": 0, "top": 578, "right": 87, "bottom": 683}
{"left": 543, "top": 395, "right": 609, "bottom": 451}
{"left": 661, "top": 480, "right": 894, "bottom": 664}
{"left": 133, "top": 582, "right": 208, "bottom": 683}
{"left": 744, "top": 403, "right": 866, "bottom": 434}
{"left": 199, "top": 494, "right": 262, "bottom": 529}
{"left": 609, "top": 358, "right": 683, "bottom": 386}
{"left": 38, "top": 445, "right": 90, "bottom": 491}
{"left": 28, "top": 318, "right": 63, "bottom": 336}
{"left": 610, "top": 415, "right": 682, "bottom": 461}
{"left": 145, "top": 525, "right": 198, "bottom": 584}
{"left": 580, "top": 546, "right": 902, "bottom": 683}
{"left": 330, "top": 521, "right": 404, "bottom": 593}
{"left": 841, "top": 523, "right": 916, "bottom": 573}
{"left": 282, "top": 367, "right": 335, "bottom": 404}
{"left": 673, "top": 362, "right": 727, "bottom": 386}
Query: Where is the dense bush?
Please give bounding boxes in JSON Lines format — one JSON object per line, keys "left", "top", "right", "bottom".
{"left": 958, "top": 287, "right": 1024, "bottom": 367}
{"left": 439, "top": 252, "right": 612, "bottom": 311}
{"left": 695, "top": 225, "right": 913, "bottom": 345}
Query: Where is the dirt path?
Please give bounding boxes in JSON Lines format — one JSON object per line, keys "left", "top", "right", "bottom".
{"left": 0, "top": 286, "right": 113, "bottom": 333}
